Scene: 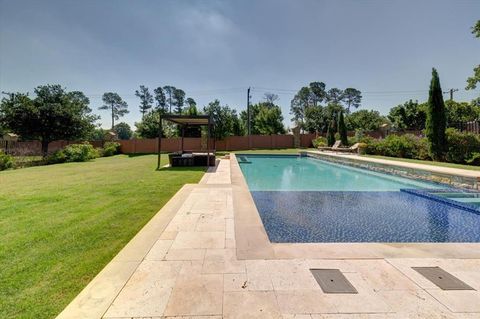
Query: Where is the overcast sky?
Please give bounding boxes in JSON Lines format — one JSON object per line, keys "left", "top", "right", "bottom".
{"left": 1, "top": 0, "right": 479, "bottom": 129}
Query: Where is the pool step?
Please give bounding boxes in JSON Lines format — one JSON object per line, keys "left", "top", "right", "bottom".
{"left": 435, "top": 192, "right": 479, "bottom": 198}
{"left": 449, "top": 198, "right": 480, "bottom": 207}
{"left": 401, "top": 188, "right": 480, "bottom": 213}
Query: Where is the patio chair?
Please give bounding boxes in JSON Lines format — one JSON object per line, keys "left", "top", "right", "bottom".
{"left": 318, "top": 140, "right": 342, "bottom": 151}
{"left": 334, "top": 143, "right": 361, "bottom": 154}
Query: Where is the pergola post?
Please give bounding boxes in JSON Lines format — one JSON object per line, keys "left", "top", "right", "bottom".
{"left": 157, "top": 115, "right": 215, "bottom": 170}
{"left": 207, "top": 119, "right": 210, "bottom": 168}
{"left": 157, "top": 115, "right": 162, "bottom": 170}
{"left": 181, "top": 126, "right": 185, "bottom": 153}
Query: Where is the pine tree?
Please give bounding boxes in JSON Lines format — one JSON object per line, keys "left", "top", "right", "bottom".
{"left": 338, "top": 110, "right": 348, "bottom": 146}
{"left": 425, "top": 68, "right": 447, "bottom": 160}
{"left": 99, "top": 92, "right": 129, "bottom": 129}
{"left": 135, "top": 85, "right": 153, "bottom": 119}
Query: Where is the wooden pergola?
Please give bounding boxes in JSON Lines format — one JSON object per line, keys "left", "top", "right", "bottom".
{"left": 157, "top": 114, "right": 216, "bottom": 169}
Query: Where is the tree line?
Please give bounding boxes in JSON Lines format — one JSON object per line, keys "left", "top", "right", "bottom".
{"left": 1, "top": 20, "right": 478, "bottom": 156}
{"left": 1, "top": 82, "right": 478, "bottom": 157}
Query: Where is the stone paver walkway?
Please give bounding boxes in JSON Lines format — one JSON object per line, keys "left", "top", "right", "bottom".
{"left": 58, "top": 158, "right": 480, "bottom": 319}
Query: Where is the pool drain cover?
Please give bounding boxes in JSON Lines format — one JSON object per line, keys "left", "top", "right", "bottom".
{"left": 412, "top": 267, "right": 475, "bottom": 290}
{"left": 310, "top": 269, "right": 358, "bottom": 294}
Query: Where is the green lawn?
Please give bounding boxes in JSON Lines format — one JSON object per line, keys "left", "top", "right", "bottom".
{"left": 364, "top": 155, "right": 480, "bottom": 171}
{"left": 0, "top": 155, "right": 204, "bottom": 318}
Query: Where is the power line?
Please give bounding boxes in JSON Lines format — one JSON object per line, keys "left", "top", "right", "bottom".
{"left": 443, "top": 88, "right": 459, "bottom": 100}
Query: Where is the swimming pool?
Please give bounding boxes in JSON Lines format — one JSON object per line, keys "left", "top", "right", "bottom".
{"left": 238, "top": 154, "right": 480, "bottom": 243}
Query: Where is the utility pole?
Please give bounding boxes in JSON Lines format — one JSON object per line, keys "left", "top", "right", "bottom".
{"left": 443, "top": 88, "right": 458, "bottom": 101}
{"left": 247, "top": 87, "right": 251, "bottom": 135}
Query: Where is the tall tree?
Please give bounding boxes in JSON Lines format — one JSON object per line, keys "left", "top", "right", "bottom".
{"left": 0, "top": 85, "right": 98, "bottom": 156}
{"left": 232, "top": 113, "right": 244, "bottom": 136}
{"left": 135, "top": 85, "right": 153, "bottom": 118}
{"left": 445, "top": 100, "right": 480, "bottom": 124}
{"left": 203, "top": 100, "right": 239, "bottom": 139}
{"left": 163, "top": 85, "right": 176, "bottom": 113}
{"left": 99, "top": 92, "right": 129, "bottom": 129}
{"left": 113, "top": 122, "right": 133, "bottom": 140}
{"left": 185, "top": 98, "right": 198, "bottom": 115}
{"left": 426, "top": 68, "right": 447, "bottom": 160}
{"left": 173, "top": 88, "right": 185, "bottom": 114}
{"left": 241, "top": 102, "right": 285, "bottom": 135}
{"left": 135, "top": 111, "right": 164, "bottom": 138}
{"left": 263, "top": 92, "right": 279, "bottom": 104}
{"left": 88, "top": 126, "right": 107, "bottom": 140}
{"left": 290, "top": 86, "right": 311, "bottom": 129}
{"left": 257, "top": 106, "right": 285, "bottom": 135}
{"left": 326, "top": 120, "right": 335, "bottom": 147}
{"left": 338, "top": 110, "right": 348, "bottom": 146}
{"left": 253, "top": 103, "right": 285, "bottom": 135}
{"left": 183, "top": 98, "right": 201, "bottom": 137}
{"left": 186, "top": 97, "right": 196, "bottom": 108}
{"left": 154, "top": 87, "right": 167, "bottom": 113}
{"left": 387, "top": 100, "right": 426, "bottom": 130}
{"left": 324, "top": 102, "right": 344, "bottom": 125}
{"left": 466, "top": 20, "right": 480, "bottom": 91}
{"left": 309, "top": 82, "right": 326, "bottom": 106}
{"left": 326, "top": 88, "right": 344, "bottom": 104}
{"left": 343, "top": 88, "right": 362, "bottom": 113}
{"left": 347, "top": 109, "right": 387, "bottom": 131}
{"left": 304, "top": 105, "right": 326, "bottom": 133}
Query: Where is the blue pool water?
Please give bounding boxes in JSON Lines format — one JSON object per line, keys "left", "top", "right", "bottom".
{"left": 238, "top": 154, "right": 480, "bottom": 243}
{"left": 238, "top": 154, "right": 439, "bottom": 191}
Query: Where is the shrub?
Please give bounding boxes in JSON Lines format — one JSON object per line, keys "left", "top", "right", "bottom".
{"left": 357, "top": 142, "right": 368, "bottom": 155}
{"left": 0, "top": 151, "right": 14, "bottom": 170}
{"left": 350, "top": 130, "right": 376, "bottom": 145}
{"left": 378, "top": 134, "right": 418, "bottom": 158}
{"left": 312, "top": 136, "right": 327, "bottom": 148}
{"left": 48, "top": 143, "right": 99, "bottom": 164}
{"left": 467, "top": 152, "right": 480, "bottom": 166}
{"left": 364, "top": 134, "right": 428, "bottom": 160}
{"left": 102, "top": 142, "right": 120, "bottom": 157}
{"left": 415, "top": 137, "right": 431, "bottom": 160}
{"left": 96, "top": 147, "right": 105, "bottom": 157}
{"left": 445, "top": 128, "right": 480, "bottom": 164}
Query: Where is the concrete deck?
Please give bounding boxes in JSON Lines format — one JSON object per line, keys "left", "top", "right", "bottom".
{"left": 57, "top": 156, "right": 480, "bottom": 319}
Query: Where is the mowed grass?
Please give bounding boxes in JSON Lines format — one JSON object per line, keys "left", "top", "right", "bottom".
{"left": 363, "top": 155, "right": 480, "bottom": 171}
{"left": 0, "top": 155, "right": 204, "bottom": 318}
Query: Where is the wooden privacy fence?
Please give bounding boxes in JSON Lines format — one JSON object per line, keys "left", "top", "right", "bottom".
{"left": 6, "top": 129, "right": 428, "bottom": 155}
{"left": 454, "top": 120, "right": 480, "bottom": 135}
{"left": 118, "top": 134, "right": 312, "bottom": 154}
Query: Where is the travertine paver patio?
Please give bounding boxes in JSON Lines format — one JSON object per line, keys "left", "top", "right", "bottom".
{"left": 57, "top": 157, "right": 480, "bottom": 319}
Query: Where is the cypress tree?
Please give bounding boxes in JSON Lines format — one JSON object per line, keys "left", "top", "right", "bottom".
{"left": 425, "top": 68, "right": 447, "bottom": 160}
{"left": 338, "top": 110, "right": 348, "bottom": 146}
{"left": 327, "top": 120, "right": 335, "bottom": 146}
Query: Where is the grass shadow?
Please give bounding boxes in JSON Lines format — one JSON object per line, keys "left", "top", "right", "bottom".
{"left": 127, "top": 152, "right": 163, "bottom": 158}
{"left": 156, "top": 166, "right": 207, "bottom": 172}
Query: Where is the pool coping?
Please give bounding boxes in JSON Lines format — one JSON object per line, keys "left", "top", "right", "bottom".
{"left": 231, "top": 153, "right": 480, "bottom": 260}
{"left": 306, "top": 151, "right": 480, "bottom": 190}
